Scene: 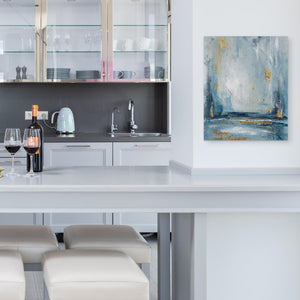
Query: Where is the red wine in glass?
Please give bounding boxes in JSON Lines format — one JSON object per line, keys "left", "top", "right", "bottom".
{"left": 4, "top": 128, "right": 21, "bottom": 176}
{"left": 23, "top": 147, "right": 39, "bottom": 155}
{"left": 5, "top": 145, "right": 21, "bottom": 155}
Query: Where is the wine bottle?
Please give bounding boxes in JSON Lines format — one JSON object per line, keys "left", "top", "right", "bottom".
{"left": 27, "top": 105, "right": 44, "bottom": 172}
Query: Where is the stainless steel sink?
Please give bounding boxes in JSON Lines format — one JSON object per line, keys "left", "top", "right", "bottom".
{"left": 108, "top": 132, "right": 164, "bottom": 137}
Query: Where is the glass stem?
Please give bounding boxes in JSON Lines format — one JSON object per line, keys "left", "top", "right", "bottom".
{"left": 11, "top": 154, "right": 15, "bottom": 173}
{"left": 29, "top": 155, "right": 34, "bottom": 175}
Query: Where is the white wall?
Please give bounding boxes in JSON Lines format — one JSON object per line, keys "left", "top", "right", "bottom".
{"left": 172, "top": 1, "right": 300, "bottom": 300}
{"left": 172, "top": 0, "right": 300, "bottom": 169}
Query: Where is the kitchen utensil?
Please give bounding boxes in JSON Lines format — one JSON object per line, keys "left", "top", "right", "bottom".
{"left": 113, "top": 71, "right": 124, "bottom": 79}
{"left": 120, "top": 71, "right": 136, "bottom": 79}
{"left": 47, "top": 68, "right": 70, "bottom": 80}
{"left": 144, "top": 66, "right": 165, "bottom": 79}
{"left": 76, "top": 70, "right": 100, "bottom": 79}
{"left": 51, "top": 107, "right": 75, "bottom": 134}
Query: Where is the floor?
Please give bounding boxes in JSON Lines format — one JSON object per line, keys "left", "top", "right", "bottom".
{"left": 25, "top": 234, "right": 158, "bottom": 300}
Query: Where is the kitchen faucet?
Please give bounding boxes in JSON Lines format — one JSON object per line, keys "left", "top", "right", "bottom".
{"left": 128, "top": 99, "right": 138, "bottom": 134}
{"left": 111, "top": 106, "right": 120, "bottom": 136}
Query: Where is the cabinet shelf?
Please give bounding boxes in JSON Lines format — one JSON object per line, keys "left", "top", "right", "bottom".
{"left": 0, "top": 25, "right": 34, "bottom": 27}
{"left": 113, "top": 25, "right": 167, "bottom": 27}
{"left": 3, "top": 51, "right": 35, "bottom": 54}
{"left": 113, "top": 50, "right": 167, "bottom": 53}
{"left": 48, "top": 25, "right": 101, "bottom": 27}
{"left": 47, "top": 51, "right": 101, "bottom": 54}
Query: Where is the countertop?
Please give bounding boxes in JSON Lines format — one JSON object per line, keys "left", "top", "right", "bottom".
{"left": 0, "top": 166, "right": 300, "bottom": 213}
{"left": 0, "top": 132, "right": 171, "bottom": 143}
{"left": 0, "top": 166, "right": 300, "bottom": 192}
{"left": 44, "top": 132, "right": 171, "bottom": 143}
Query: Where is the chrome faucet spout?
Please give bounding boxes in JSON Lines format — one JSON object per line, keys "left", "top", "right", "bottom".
{"left": 128, "top": 99, "right": 138, "bottom": 134}
{"left": 111, "top": 106, "right": 120, "bottom": 135}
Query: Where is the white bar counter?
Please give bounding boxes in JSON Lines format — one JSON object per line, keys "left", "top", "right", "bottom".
{"left": 1, "top": 166, "right": 300, "bottom": 300}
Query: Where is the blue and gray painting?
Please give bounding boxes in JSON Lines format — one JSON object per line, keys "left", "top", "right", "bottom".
{"left": 204, "top": 36, "right": 288, "bottom": 141}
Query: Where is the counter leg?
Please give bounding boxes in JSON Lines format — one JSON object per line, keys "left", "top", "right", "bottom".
{"left": 172, "top": 213, "right": 207, "bottom": 300}
{"left": 158, "top": 213, "right": 171, "bottom": 300}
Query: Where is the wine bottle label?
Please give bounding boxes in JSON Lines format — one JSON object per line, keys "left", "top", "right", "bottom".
{"left": 27, "top": 137, "right": 39, "bottom": 147}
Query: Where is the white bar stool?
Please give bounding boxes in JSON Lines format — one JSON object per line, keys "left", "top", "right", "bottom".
{"left": 0, "top": 225, "right": 59, "bottom": 299}
{"left": 64, "top": 225, "right": 151, "bottom": 278}
{"left": 42, "top": 249, "right": 149, "bottom": 300}
{"left": 0, "top": 250, "right": 25, "bottom": 300}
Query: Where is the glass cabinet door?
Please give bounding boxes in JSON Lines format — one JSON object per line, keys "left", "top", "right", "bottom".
{"left": 0, "top": 0, "right": 37, "bottom": 82}
{"left": 44, "top": 0, "right": 104, "bottom": 82}
{"left": 109, "top": 0, "right": 169, "bottom": 82}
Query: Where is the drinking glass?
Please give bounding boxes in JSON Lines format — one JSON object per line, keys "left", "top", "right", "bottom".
{"left": 23, "top": 129, "right": 40, "bottom": 178}
{"left": 4, "top": 128, "right": 22, "bottom": 176}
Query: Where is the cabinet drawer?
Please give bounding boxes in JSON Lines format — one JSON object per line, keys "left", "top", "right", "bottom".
{"left": 113, "top": 142, "right": 171, "bottom": 166}
{"left": 44, "top": 143, "right": 113, "bottom": 168}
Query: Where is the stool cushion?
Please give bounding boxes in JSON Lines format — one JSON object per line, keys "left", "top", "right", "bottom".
{"left": 0, "top": 225, "right": 58, "bottom": 263}
{"left": 42, "top": 249, "right": 149, "bottom": 300}
{"left": 64, "top": 225, "right": 151, "bottom": 263}
{"left": 0, "top": 250, "right": 25, "bottom": 300}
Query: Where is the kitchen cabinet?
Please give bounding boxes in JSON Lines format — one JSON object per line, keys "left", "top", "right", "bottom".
{"left": 113, "top": 142, "right": 171, "bottom": 166}
{"left": 44, "top": 142, "right": 112, "bottom": 168}
{"left": 0, "top": 0, "right": 170, "bottom": 82}
{"left": 43, "top": 142, "right": 113, "bottom": 233}
{"left": 0, "top": 0, "right": 39, "bottom": 82}
{"left": 113, "top": 142, "right": 171, "bottom": 232}
{"left": 0, "top": 144, "right": 40, "bottom": 225}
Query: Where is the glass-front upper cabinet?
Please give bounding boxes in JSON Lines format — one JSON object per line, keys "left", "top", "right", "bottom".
{"left": 109, "top": 0, "right": 169, "bottom": 82}
{"left": 0, "top": 0, "right": 38, "bottom": 82}
{"left": 44, "top": 0, "right": 104, "bottom": 81}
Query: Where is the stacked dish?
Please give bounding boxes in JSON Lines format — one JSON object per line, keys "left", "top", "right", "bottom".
{"left": 47, "top": 68, "right": 71, "bottom": 80}
{"left": 76, "top": 70, "right": 101, "bottom": 80}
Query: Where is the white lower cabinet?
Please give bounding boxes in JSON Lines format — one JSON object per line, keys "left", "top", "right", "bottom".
{"left": 113, "top": 142, "right": 171, "bottom": 232}
{"left": 44, "top": 143, "right": 113, "bottom": 233}
{"left": 44, "top": 142, "right": 113, "bottom": 168}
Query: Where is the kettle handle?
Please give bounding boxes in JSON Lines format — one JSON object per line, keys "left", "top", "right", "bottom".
{"left": 51, "top": 111, "right": 59, "bottom": 124}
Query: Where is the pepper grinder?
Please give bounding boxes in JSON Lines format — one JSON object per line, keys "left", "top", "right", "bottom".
{"left": 22, "top": 66, "right": 27, "bottom": 80}
{"left": 16, "top": 66, "right": 21, "bottom": 80}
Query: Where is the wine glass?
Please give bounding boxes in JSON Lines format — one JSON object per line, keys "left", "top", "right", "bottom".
{"left": 4, "top": 128, "right": 22, "bottom": 176}
{"left": 23, "top": 129, "right": 40, "bottom": 178}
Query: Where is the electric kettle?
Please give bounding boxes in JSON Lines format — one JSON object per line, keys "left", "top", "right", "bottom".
{"left": 51, "top": 107, "right": 75, "bottom": 134}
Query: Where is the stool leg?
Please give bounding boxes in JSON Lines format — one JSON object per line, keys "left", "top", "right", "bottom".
{"left": 141, "top": 263, "right": 151, "bottom": 280}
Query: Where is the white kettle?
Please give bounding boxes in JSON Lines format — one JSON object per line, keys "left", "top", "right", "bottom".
{"left": 51, "top": 107, "right": 75, "bottom": 134}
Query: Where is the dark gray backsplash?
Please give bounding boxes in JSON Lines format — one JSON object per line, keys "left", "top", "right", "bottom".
{"left": 0, "top": 83, "right": 168, "bottom": 135}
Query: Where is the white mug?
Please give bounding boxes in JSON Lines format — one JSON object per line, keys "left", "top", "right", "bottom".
{"left": 124, "top": 39, "right": 134, "bottom": 51}
{"left": 137, "top": 37, "right": 151, "bottom": 51}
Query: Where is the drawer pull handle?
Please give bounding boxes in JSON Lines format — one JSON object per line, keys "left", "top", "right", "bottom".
{"left": 66, "top": 145, "right": 91, "bottom": 148}
{"left": 134, "top": 144, "right": 159, "bottom": 148}
{"left": 0, "top": 160, "right": 23, "bottom": 164}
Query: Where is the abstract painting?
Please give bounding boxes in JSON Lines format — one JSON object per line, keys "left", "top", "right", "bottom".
{"left": 204, "top": 36, "right": 288, "bottom": 141}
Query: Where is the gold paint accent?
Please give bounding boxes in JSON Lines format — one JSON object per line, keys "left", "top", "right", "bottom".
{"left": 214, "top": 38, "right": 227, "bottom": 73}
{"left": 215, "top": 131, "right": 229, "bottom": 136}
{"left": 239, "top": 120, "right": 272, "bottom": 125}
{"left": 252, "top": 86, "right": 255, "bottom": 91}
{"left": 215, "top": 57, "right": 219, "bottom": 73}
{"left": 216, "top": 82, "right": 219, "bottom": 90}
{"left": 218, "top": 38, "right": 226, "bottom": 49}
{"left": 276, "top": 109, "right": 283, "bottom": 119}
{"left": 264, "top": 68, "right": 271, "bottom": 83}
{"left": 268, "top": 108, "right": 272, "bottom": 114}
{"left": 210, "top": 104, "right": 214, "bottom": 118}
{"left": 263, "top": 98, "right": 266, "bottom": 102}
